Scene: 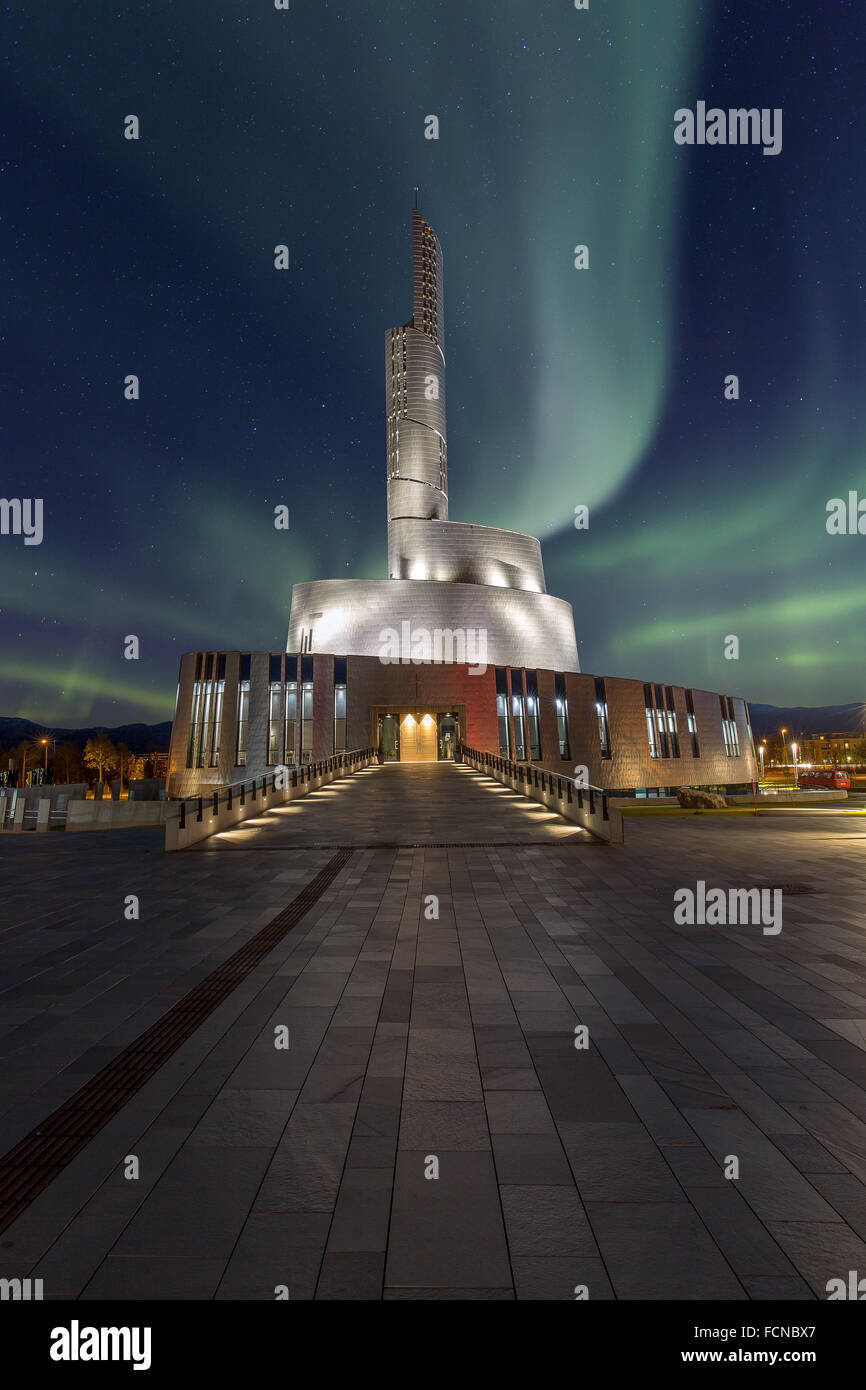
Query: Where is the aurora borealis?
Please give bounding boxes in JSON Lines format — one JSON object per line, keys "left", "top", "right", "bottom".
{"left": 1, "top": 1, "right": 864, "bottom": 724}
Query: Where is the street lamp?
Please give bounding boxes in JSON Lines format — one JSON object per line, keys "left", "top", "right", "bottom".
{"left": 792, "top": 741, "right": 799, "bottom": 785}
{"left": 759, "top": 740, "right": 766, "bottom": 778}
{"left": 40, "top": 738, "right": 49, "bottom": 775}
{"left": 779, "top": 727, "right": 787, "bottom": 769}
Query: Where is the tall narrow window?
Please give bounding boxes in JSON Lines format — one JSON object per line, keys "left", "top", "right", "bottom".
{"left": 644, "top": 683, "right": 660, "bottom": 759}
{"left": 267, "top": 654, "right": 284, "bottom": 765}
{"left": 301, "top": 684, "right": 314, "bottom": 761}
{"left": 495, "top": 668, "right": 510, "bottom": 756}
{"left": 333, "top": 684, "right": 346, "bottom": 752}
{"left": 334, "top": 656, "right": 347, "bottom": 754}
{"left": 187, "top": 654, "right": 203, "bottom": 768}
{"left": 525, "top": 671, "right": 541, "bottom": 760}
{"left": 594, "top": 677, "right": 611, "bottom": 759}
{"left": 555, "top": 673, "right": 570, "bottom": 758}
{"left": 300, "top": 656, "right": 314, "bottom": 763}
{"left": 197, "top": 655, "right": 214, "bottom": 768}
{"left": 664, "top": 687, "right": 680, "bottom": 758}
{"left": 236, "top": 654, "right": 251, "bottom": 767}
{"left": 721, "top": 696, "right": 740, "bottom": 757}
{"left": 653, "top": 684, "right": 670, "bottom": 759}
{"left": 685, "top": 689, "right": 700, "bottom": 757}
{"left": 285, "top": 681, "right": 297, "bottom": 764}
{"left": 511, "top": 673, "right": 527, "bottom": 761}
{"left": 209, "top": 655, "right": 225, "bottom": 766}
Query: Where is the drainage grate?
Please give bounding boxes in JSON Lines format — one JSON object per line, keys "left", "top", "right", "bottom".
{"left": 0, "top": 848, "right": 353, "bottom": 1236}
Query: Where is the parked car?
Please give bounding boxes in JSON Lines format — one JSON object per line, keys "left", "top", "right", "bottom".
{"left": 798, "top": 769, "right": 850, "bottom": 790}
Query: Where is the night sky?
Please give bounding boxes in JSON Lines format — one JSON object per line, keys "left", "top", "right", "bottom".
{"left": 2, "top": 2, "right": 864, "bottom": 726}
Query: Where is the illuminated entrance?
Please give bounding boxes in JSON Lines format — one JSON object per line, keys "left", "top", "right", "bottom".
{"left": 401, "top": 712, "right": 437, "bottom": 762}
{"left": 374, "top": 707, "right": 464, "bottom": 763}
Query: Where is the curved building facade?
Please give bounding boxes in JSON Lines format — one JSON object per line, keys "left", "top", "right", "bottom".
{"left": 287, "top": 578, "right": 578, "bottom": 673}
{"left": 288, "top": 208, "right": 579, "bottom": 669}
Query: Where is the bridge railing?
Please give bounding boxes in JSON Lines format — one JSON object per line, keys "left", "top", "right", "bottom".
{"left": 460, "top": 745, "right": 623, "bottom": 845}
{"left": 166, "top": 748, "right": 376, "bottom": 851}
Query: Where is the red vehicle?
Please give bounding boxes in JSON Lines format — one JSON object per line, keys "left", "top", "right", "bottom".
{"left": 798, "top": 768, "right": 850, "bottom": 790}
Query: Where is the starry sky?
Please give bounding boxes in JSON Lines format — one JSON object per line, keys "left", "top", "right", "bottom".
{"left": 2, "top": 1, "right": 863, "bottom": 726}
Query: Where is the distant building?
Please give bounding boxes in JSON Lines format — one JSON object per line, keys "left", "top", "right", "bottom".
{"left": 168, "top": 209, "right": 757, "bottom": 797}
{"left": 802, "top": 732, "right": 866, "bottom": 766}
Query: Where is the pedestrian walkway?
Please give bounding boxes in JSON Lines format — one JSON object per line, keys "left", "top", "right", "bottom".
{"left": 199, "top": 762, "right": 591, "bottom": 849}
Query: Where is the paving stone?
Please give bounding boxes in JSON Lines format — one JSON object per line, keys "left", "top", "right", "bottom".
{"left": 586, "top": 1202, "right": 746, "bottom": 1300}
{"left": 111, "top": 1147, "right": 274, "bottom": 1259}
{"left": 188, "top": 1089, "right": 298, "bottom": 1147}
{"left": 326, "top": 1168, "right": 393, "bottom": 1252}
{"left": 255, "top": 1103, "right": 356, "bottom": 1212}
{"left": 500, "top": 1185, "right": 597, "bottom": 1257}
{"left": 491, "top": 1132, "right": 575, "bottom": 1185}
{"left": 559, "top": 1122, "right": 688, "bottom": 1202}
{"left": 398, "top": 1100, "right": 490, "bottom": 1151}
{"left": 383, "top": 1285, "right": 514, "bottom": 1299}
{"left": 685, "top": 1185, "right": 802, "bottom": 1279}
{"left": 316, "top": 1252, "right": 385, "bottom": 1299}
{"left": 740, "top": 1275, "right": 816, "bottom": 1300}
{"left": 215, "top": 1213, "right": 331, "bottom": 1299}
{"left": 386, "top": 1151, "right": 511, "bottom": 1288}
{"left": 764, "top": 1221, "right": 866, "bottom": 1297}
{"left": 82, "top": 1257, "right": 225, "bottom": 1300}
{"left": 511, "top": 1257, "right": 615, "bottom": 1300}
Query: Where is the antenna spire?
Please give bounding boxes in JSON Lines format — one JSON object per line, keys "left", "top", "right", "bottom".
{"left": 413, "top": 186, "right": 420, "bottom": 210}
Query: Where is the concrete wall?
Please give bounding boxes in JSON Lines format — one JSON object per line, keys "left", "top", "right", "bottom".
{"left": 1, "top": 784, "right": 87, "bottom": 832}
{"left": 166, "top": 751, "right": 376, "bottom": 851}
{"left": 462, "top": 747, "right": 624, "bottom": 846}
{"left": 66, "top": 800, "right": 174, "bottom": 831}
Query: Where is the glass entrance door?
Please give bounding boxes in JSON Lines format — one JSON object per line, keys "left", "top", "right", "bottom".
{"left": 437, "top": 713, "right": 459, "bottom": 761}
{"left": 378, "top": 714, "right": 400, "bottom": 761}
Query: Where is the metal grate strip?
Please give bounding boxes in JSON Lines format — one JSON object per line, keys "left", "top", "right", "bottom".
{"left": 0, "top": 848, "right": 353, "bottom": 1235}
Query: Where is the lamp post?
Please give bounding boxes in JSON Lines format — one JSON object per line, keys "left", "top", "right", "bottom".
{"left": 759, "top": 741, "right": 766, "bottom": 779}
{"left": 792, "top": 741, "right": 799, "bottom": 786}
{"left": 779, "top": 727, "right": 787, "bottom": 770}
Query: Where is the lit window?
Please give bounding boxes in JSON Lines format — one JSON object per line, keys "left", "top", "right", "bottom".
{"left": 685, "top": 689, "right": 700, "bottom": 758}
{"left": 594, "top": 677, "right": 611, "bottom": 759}
{"left": 555, "top": 674, "right": 570, "bottom": 758}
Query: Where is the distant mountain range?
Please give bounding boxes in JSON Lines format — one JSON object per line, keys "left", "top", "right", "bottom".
{"left": 747, "top": 703, "right": 866, "bottom": 737}
{"left": 0, "top": 718, "right": 172, "bottom": 753}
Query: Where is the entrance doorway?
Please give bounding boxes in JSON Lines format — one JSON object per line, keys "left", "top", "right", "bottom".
{"left": 400, "top": 712, "right": 437, "bottom": 762}
{"left": 372, "top": 705, "right": 465, "bottom": 764}
{"left": 437, "top": 713, "right": 459, "bottom": 761}
{"left": 378, "top": 713, "right": 400, "bottom": 762}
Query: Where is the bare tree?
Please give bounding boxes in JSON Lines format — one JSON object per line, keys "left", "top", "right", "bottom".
{"left": 83, "top": 731, "right": 118, "bottom": 786}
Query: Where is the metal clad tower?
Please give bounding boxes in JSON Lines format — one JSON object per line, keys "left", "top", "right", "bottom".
{"left": 287, "top": 205, "right": 579, "bottom": 672}
{"left": 386, "top": 210, "right": 448, "bottom": 577}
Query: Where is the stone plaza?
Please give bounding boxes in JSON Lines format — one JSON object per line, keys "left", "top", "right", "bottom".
{"left": 1, "top": 764, "right": 865, "bottom": 1300}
